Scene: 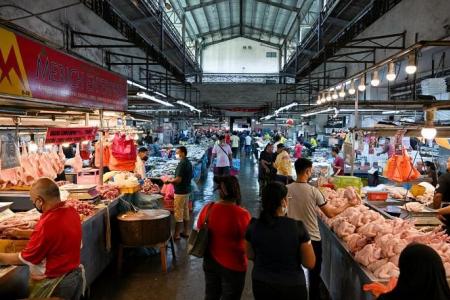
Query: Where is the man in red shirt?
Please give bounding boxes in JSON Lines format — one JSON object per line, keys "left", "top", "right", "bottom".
{"left": 0, "top": 178, "right": 83, "bottom": 299}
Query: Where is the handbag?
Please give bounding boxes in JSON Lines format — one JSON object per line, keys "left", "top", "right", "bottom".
{"left": 188, "top": 203, "right": 215, "bottom": 258}
{"left": 218, "top": 144, "right": 232, "bottom": 166}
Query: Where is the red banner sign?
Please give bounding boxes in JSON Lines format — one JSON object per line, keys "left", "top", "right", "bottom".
{"left": 45, "top": 127, "right": 98, "bottom": 144}
{"left": 0, "top": 26, "right": 127, "bottom": 111}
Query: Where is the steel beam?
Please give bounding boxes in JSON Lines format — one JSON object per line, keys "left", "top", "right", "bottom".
{"left": 185, "top": 0, "right": 228, "bottom": 12}
{"left": 255, "top": 0, "right": 301, "bottom": 12}
{"left": 198, "top": 25, "right": 240, "bottom": 38}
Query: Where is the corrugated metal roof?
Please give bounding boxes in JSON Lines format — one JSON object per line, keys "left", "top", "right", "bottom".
{"left": 169, "top": 0, "right": 319, "bottom": 48}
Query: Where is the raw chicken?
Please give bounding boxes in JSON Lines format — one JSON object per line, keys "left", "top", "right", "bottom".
{"left": 373, "top": 262, "right": 400, "bottom": 279}
{"left": 355, "top": 244, "right": 382, "bottom": 266}
{"left": 334, "top": 220, "right": 356, "bottom": 238}
{"left": 367, "top": 258, "right": 388, "bottom": 273}
{"left": 344, "top": 233, "right": 369, "bottom": 253}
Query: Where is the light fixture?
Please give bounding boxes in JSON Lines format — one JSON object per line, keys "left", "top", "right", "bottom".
{"left": 382, "top": 110, "right": 402, "bottom": 114}
{"left": 301, "top": 107, "right": 335, "bottom": 117}
{"left": 421, "top": 127, "right": 437, "bottom": 140}
{"left": 348, "top": 80, "right": 356, "bottom": 95}
{"left": 321, "top": 93, "right": 326, "bottom": 103}
{"left": 332, "top": 90, "right": 338, "bottom": 100}
{"left": 176, "top": 100, "right": 202, "bottom": 112}
{"left": 326, "top": 92, "right": 332, "bottom": 101}
{"left": 358, "top": 76, "right": 366, "bottom": 92}
{"left": 154, "top": 91, "right": 167, "bottom": 98}
{"left": 127, "top": 80, "right": 148, "bottom": 90}
{"left": 260, "top": 114, "right": 275, "bottom": 121}
{"left": 421, "top": 109, "right": 437, "bottom": 139}
{"left": 275, "top": 102, "right": 299, "bottom": 114}
{"left": 405, "top": 53, "right": 417, "bottom": 74}
{"left": 317, "top": 94, "right": 321, "bottom": 105}
{"left": 371, "top": 70, "right": 380, "bottom": 86}
{"left": 137, "top": 92, "right": 174, "bottom": 107}
{"left": 386, "top": 62, "right": 396, "bottom": 81}
{"left": 338, "top": 86, "right": 346, "bottom": 98}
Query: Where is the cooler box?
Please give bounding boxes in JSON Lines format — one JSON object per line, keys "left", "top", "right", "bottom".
{"left": 77, "top": 169, "right": 99, "bottom": 184}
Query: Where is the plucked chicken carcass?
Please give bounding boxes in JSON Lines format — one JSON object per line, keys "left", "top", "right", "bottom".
{"left": 355, "top": 244, "right": 382, "bottom": 267}
{"left": 373, "top": 262, "right": 400, "bottom": 279}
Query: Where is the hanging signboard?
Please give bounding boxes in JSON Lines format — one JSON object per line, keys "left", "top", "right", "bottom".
{"left": 0, "top": 132, "right": 20, "bottom": 169}
{"left": 45, "top": 127, "right": 98, "bottom": 144}
{"left": 0, "top": 26, "right": 127, "bottom": 111}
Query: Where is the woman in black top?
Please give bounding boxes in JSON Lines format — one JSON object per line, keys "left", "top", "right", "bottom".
{"left": 424, "top": 161, "right": 438, "bottom": 187}
{"left": 245, "top": 182, "right": 316, "bottom": 300}
{"left": 258, "top": 144, "right": 275, "bottom": 191}
{"left": 378, "top": 243, "right": 450, "bottom": 300}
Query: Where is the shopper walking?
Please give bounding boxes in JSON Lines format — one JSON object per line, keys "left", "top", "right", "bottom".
{"left": 287, "top": 158, "right": 357, "bottom": 300}
{"left": 259, "top": 144, "right": 275, "bottom": 191}
{"left": 245, "top": 133, "right": 252, "bottom": 157}
{"left": 166, "top": 146, "right": 193, "bottom": 240}
{"left": 331, "top": 146, "right": 345, "bottom": 176}
{"left": 230, "top": 132, "right": 240, "bottom": 158}
{"left": 197, "top": 176, "right": 251, "bottom": 300}
{"left": 378, "top": 243, "right": 450, "bottom": 300}
{"left": 294, "top": 141, "right": 303, "bottom": 159}
{"left": 273, "top": 144, "right": 293, "bottom": 184}
{"left": 212, "top": 136, "right": 233, "bottom": 176}
{"left": 245, "top": 182, "right": 315, "bottom": 300}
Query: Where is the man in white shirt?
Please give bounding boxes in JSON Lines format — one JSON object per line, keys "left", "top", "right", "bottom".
{"left": 245, "top": 134, "right": 252, "bottom": 157}
{"left": 212, "top": 135, "right": 233, "bottom": 176}
{"left": 230, "top": 132, "right": 240, "bottom": 158}
{"left": 287, "top": 158, "right": 356, "bottom": 300}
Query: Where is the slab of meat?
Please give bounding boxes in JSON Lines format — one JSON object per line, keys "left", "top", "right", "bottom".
{"left": 344, "top": 233, "right": 369, "bottom": 253}
{"left": 0, "top": 210, "right": 41, "bottom": 239}
{"left": 64, "top": 199, "right": 96, "bottom": 219}
{"left": 373, "top": 262, "right": 399, "bottom": 279}
{"left": 355, "top": 244, "right": 382, "bottom": 266}
{"left": 334, "top": 220, "right": 356, "bottom": 238}
{"left": 97, "top": 185, "right": 121, "bottom": 201}
{"left": 367, "top": 258, "right": 389, "bottom": 273}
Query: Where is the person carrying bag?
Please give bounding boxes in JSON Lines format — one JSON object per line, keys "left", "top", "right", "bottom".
{"left": 188, "top": 203, "right": 214, "bottom": 258}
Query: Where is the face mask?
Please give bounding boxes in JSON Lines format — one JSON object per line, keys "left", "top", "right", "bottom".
{"left": 34, "top": 200, "right": 43, "bottom": 213}
{"left": 176, "top": 154, "right": 180, "bottom": 160}
{"left": 282, "top": 205, "right": 288, "bottom": 216}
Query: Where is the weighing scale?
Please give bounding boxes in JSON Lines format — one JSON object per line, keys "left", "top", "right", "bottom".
{"left": 0, "top": 203, "right": 14, "bottom": 222}
{"left": 60, "top": 184, "right": 99, "bottom": 201}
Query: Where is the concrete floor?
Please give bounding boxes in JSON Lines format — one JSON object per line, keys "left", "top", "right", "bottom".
{"left": 90, "top": 155, "right": 261, "bottom": 300}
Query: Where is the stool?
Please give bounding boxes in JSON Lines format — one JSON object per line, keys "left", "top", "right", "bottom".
{"left": 117, "top": 209, "right": 175, "bottom": 272}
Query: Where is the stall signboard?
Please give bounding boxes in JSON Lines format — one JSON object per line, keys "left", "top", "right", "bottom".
{"left": 45, "top": 127, "right": 98, "bottom": 144}
{"left": 0, "top": 26, "right": 127, "bottom": 110}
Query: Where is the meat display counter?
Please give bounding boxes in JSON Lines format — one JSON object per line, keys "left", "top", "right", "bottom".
{"left": 0, "top": 197, "right": 122, "bottom": 299}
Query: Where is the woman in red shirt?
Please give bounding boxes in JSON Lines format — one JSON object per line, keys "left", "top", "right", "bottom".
{"left": 331, "top": 147, "right": 345, "bottom": 176}
{"left": 197, "top": 176, "right": 251, "bottom": 300}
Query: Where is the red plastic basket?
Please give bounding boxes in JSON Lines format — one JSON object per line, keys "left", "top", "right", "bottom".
{"left": 367, "top": 192, "right": 388, "bottom": 201}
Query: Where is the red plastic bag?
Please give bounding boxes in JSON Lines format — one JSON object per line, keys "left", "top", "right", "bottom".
{"left": 383, "top": 149, "right": 420, "bottom": 182}
{"left": 111, "top": 133, "right": 137, "bottom": 161}
{"left": 363, "top": 277, "right": 398, "bottom": 298}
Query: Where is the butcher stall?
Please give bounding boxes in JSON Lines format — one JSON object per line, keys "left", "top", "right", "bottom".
{"left": 317, "top": 186, "right": 450, "bottom": 300}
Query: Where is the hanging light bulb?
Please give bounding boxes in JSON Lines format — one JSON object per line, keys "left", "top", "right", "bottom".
{"left": 348, "top": 80, "right": 356, "bottom": 95}
{"left": 358, "top": 76, "right": 366, "bottom": 92}
{"left": 321, "top": 93, "right": 326, "bottom": 103}
{"left": 386, "top": 62, "right": 396, "bottom": 81}
{"left": 326, "top": 92, "right": 332, "bottom": 101}
{"left": 339, "top": 86, "right": 346, "bottom": 98}
{"left": 405, "top": 53, "right": 417, "bottom": 74}
{"left": 317, "top": 94, "right": 321, "bottom": 105}
{"left": 332, "top": 90, "right": 338, "bottom": 100}
{"left": 421, "top": 128, "right": 437, "bottom": 140}
{"left": 370, "top": 70, "right": 380, "bottom": 86}
{"left": 421, "top": 109, "right": 437, "bottom": 140}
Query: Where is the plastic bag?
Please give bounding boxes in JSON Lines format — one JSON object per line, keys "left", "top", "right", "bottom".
{"left": 111, "top": 133, "right": 137, "bottom": 161}
{"left": 383, "top": 149, "right": 420, "bottom": 182}
{"left": 232, "top": 159, "right": 240, "bottom": 171}
{"left": 363, "top": 277, "right": 398, "bottom": 298}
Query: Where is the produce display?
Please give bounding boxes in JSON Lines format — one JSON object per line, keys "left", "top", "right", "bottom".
{"left": 96, "top": 185, "right": 121, "bottom": 201}
{"left": 141, "top": 179, "right": 160, "bottom": 194}
{"left": 0, "top": 210, "right": 41, "bottom": 239}
{"left": 319, "top": 187, "right": 450, "bottom": 280}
